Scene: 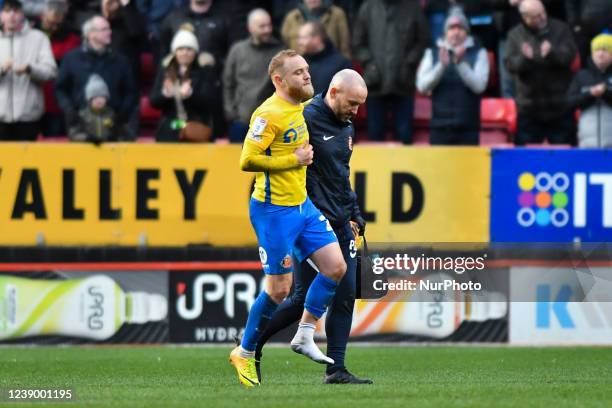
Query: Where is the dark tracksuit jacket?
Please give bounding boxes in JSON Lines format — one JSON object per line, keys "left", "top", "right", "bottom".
{"left": 298, "top": 93, "right": 362, "bottom": 369}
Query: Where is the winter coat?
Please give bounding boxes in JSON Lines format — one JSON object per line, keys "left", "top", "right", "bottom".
{"left": 281, "top": 2, "right": 352, "bottom": 59}
{"left": 0, "top": 22, "right": 57, "bottom": 122}
{"left": 55, "top": 44, "right": 137, "bottom": 125}
{"left": 352, "top": 0, "right": 430, "bottom": 96}
{"left": 504, "top": 18, "right": 577, "bottom": 120}
{"left": 567, "top": 59, "right": 612, "bottom": 147}
{"left": 69, "top": 106, "right": 132, "bottom": 143}
{"left": 222, "top": 37, "right": 283, "bottom": 124}
{"left": 149, "top": 59, "right": 219, "bottom": 142}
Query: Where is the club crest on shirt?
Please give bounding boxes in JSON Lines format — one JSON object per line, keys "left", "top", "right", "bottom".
{"left": 280, "top": 255, "right": 293, "bottom": 269}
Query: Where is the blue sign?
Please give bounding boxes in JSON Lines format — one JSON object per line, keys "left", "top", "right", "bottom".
{"left": 490, "top": 149, "right": 612, "bottom": 242}
{"left": 536, "top": 285, "right": 574, "bottom": 329}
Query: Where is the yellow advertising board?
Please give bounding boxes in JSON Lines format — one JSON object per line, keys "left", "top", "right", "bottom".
{"left": 0, "top": 144, "right": 489, "bottom": 246}
{"left": 0, "top": 144, "right": 255, "bottom": 246}
{"left": 350, "top": 146, "right": 490, "bottom": 242}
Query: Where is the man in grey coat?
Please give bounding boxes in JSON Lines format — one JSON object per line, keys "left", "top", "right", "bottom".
{"left": 0, "top": 0, "right": 57, "bottom": 140}
{"left": 223, "top": 8, "right": 283, "bottom": 143}
{"left": 352, "top": 0, "right": 429, "bottom": 144}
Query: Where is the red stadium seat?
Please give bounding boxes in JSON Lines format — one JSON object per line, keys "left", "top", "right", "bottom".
{"left": 480, "top": 98, "right": 517, "bottom": 137}
{"left": 140, "top": 95, "right": 161, "bottom": 128}
{"left": 414, "top": 95, "right": 432, "bottom": 129}
{"left": 140, "top": 53, "right": 156, "bottom": 90}
{"left": 571, "top": 52, "right": 581, "bottom": 73}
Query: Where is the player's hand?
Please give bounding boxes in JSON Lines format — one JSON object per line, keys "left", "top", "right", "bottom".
{"left": 350, "top": 221, "right": 360, "bottom": 238}
{"left": 295, "top": 142, "right": 313, "bottom": 166}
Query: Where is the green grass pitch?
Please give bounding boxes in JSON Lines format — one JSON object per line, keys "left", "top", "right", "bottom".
{"left": 1, "top": 346, "right": 611, "bottom": 407}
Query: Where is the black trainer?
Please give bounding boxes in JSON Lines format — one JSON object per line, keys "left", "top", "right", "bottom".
{"left": 324, "top": 368, "right": 373, "bottom": 384}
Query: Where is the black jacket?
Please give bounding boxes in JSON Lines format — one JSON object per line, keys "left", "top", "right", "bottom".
{"left": 304, "top": 42, "right": 352, "bottom": 95}
{"left": 352, "top": 0, "right": 429, "bottom": 95}
{"left": 504, "top": 18, "right": 577, "bottom": 120}
{"left": 55, "top": 45, "right": 136, "bottom": 125}
{"left": 304, "top": 93, "right": 361, "bottom": 229}
{"left": 149, "top": 61, "right": 219, "bottom": 142}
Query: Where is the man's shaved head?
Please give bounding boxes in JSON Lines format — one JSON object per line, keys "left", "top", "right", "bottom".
{"left": 329, "top": 69, "right": 367, "bottom": 93}
{"left": 519, "top": 0, "right": 548, "bottom": 30}
{"left": 519, "top": 0, "right": 545, "bottom": 15}
{"left": 325, "top": 69, "right": 368, "bottom": 122}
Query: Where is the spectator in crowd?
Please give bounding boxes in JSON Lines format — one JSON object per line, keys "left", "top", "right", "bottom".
{"left": 281, "top": 0, "right": 351, "bottom": 59}
{"left": 55, "top": 15, "right": 137, "bottom": 139}
{"left": 159, "top": 0, "right": 228, "bottom": 67}
{"left": 504, "top": 0, "right": 577, "bottom": 145}
{"left": 567, "top": 33, "right": 612, "bottom": 147}
{"left": 210, "top": 0, "right": 270, "bottom": 46}
{"left": 223, "top": 8, "right": 283, "bottom": 143}
{"left": 490, "top": 0, "right": 567, "bottom": 98}
{"left": 417, "top": 7, "right": 489, "bottom": 145}
{"left": 35, "top": 1, "right": 80, "bottom": 136}
{"left": 297, "top": 21, "right": 351, "bottom": 95}
{"left": 21, "top": 0, "right": 52, "bottom": 19}
{"left": 136, "top": 0, "right": 186, "bottom": 62}
{"left": 102, "top": 0, "right": 146, "bottom": 85}
{"left": 0, "top": 0, "right": 57, "bottom": 141}
{"left": 69, "top": 74, "right": 132, "bottom": 143}
{"left": 424, "top": 1, "right": 499, "bottom": 51}
{"left": 149, "top": 28, "right": 218, "bottom": 142}
{"left": 566, "top": 0, "right": 612, "bottom": 64}
{"left": 353, "top": 0, "right": 429, "bottom": 144}
{"left": 159, "top": 0, "right": 229, "bottom": 139}
{"left": 69, "top": 0, "right": 102, "bottom": 31}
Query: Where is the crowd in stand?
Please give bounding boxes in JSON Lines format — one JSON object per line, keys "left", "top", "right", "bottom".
{"left": 0, "top": 0, "right": 610, "bottom": 146}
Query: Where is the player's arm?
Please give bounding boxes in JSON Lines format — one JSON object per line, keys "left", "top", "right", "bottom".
{"left": 240, "top": 116, "right": 313, "bottom": 172}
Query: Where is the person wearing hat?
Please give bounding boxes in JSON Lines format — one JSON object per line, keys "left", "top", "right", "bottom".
{"left": 149, "top": 27, "right": 219, "bottom": 142}
{"left": 416, "top": 7, "right": 489, "bottom": 145}
{"left": 55, "top": 15, "right": 137, "bottom": 139}
{"left": 68, "top": 73, "right": 132, "bottom": 143}
{"left": 567, "top": 33, "right": 612, "bottom": 147}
